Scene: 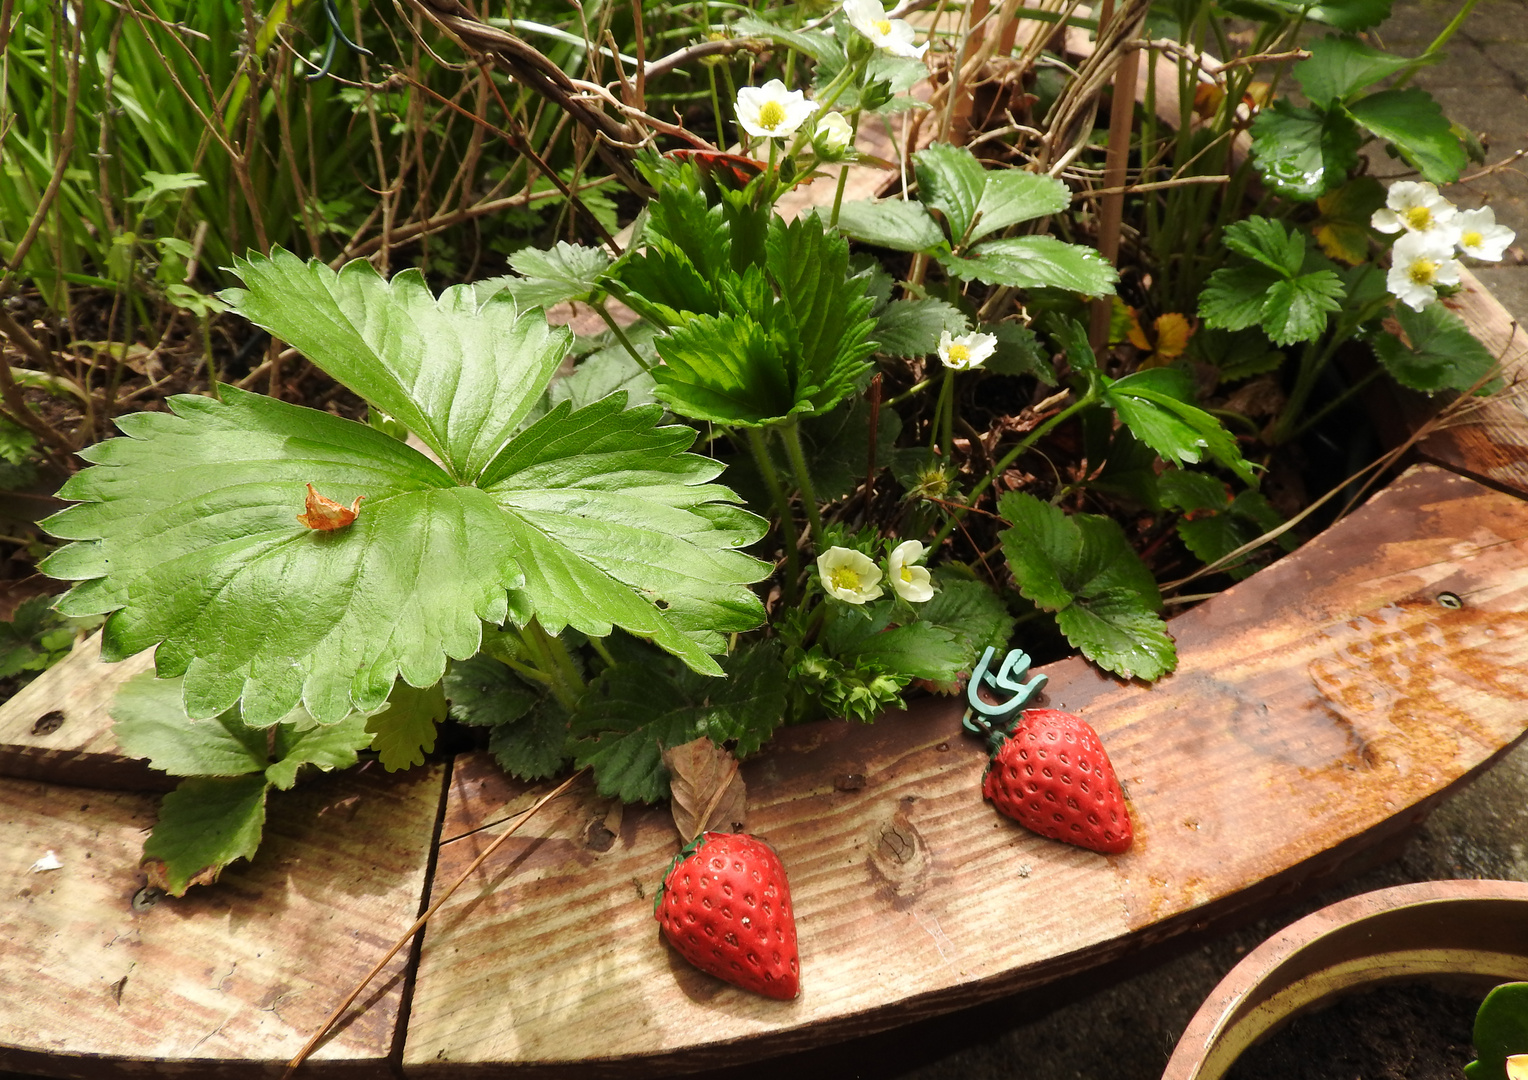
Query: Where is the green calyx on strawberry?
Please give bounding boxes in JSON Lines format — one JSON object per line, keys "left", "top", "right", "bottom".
{"left": 979, "top": 708, "right": 1132, "bottom": 855}
{"left": 654, "top": 831, "right": 801, "bottom": 1000}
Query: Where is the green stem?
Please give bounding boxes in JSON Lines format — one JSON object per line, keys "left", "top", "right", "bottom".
{"left": 929, "top": 366, "right": 953, "bottom": 451}
{"left": 780, "top": 418, "right": 825, "bottom": 546}
{"left": 748, "top": 426, "right": 800, "bottom": 602}
{"left": 518, "top": 619, "right": 584, "bottom": 711}
{"left": 588, "top": 634, "right": 617, "bottom": 669}
{"left": 594, "top": 300, "right": 653, "bottom": 372}
{"left": 887, "top": 376, "right": 936, "bottom": 407}
{"left": 1393, "top": 0, "right": 1479, "bottom": 90}
{"left": 1285, "top": 366, "right": 1384, "bottom": 443}
{"left": 929, "top": 385, "right": 1100, "bottom": 550}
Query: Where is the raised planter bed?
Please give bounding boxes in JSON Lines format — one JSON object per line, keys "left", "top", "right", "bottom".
{"left": 1162, "top": 879, "right": 1528, "bottom": 1080}
{"left": 2, "top": 264, "right": 1528, "bottom": 1078}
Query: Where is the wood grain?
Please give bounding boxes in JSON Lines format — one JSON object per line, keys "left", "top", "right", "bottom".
{"left": 0, "top": 634, "right": 163, "bottom": 791}
{"left": 1417, "top": 265, "right": 1528, "bottom": 497}
{"left": 400, "top": 464, "right": 1528, "bottom": 1077}
{"left": 0, "top": 762, "right": 446, "bottom": 1078}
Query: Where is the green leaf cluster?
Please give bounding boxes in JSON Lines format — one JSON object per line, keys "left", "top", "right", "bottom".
{"left": 999, "top": 491, "right": 1175, "bottom": 681}
{"left": 1159, "top": 470, "right": 1297, "bottom": 580}
{"left": 0, "top": 595, "right": 97, "bottom": 682}
{"left": 1199, "top": 217, "right": 1347, "bottom": 346}
{"left": 1252, "top": 37, "right": 1464, "bottom": 200}
{"left": 614, "top": 172, "right": 879, "bottom": 427}
{"left": 569, "top": 642, "right": 788, "bottom": 803}
{"left": 835, "top": 145, "right": 1116, "bottom": 298}
{"left": 41, "top": 249, "right": 768, "bottom": 726}
{"left": 111, "top": 670, "right": 376, "bottom": 895}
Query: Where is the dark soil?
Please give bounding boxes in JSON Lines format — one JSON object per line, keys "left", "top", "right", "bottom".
{"left": 1226, "top": 981, "right": 1480, "bottom": 1080}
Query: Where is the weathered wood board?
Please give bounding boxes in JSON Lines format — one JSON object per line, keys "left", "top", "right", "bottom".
{"left": 0, "top": 635, "right": 161, "bottom": 790}
{"left": 0, "top": 762, "right": 446, "bottom": 1078}
{"left": 1417, "top": 265, "right": 1528, "bottom": 498}
{"left": 399, "top": 464, "right": 1528, "bottom": 1076}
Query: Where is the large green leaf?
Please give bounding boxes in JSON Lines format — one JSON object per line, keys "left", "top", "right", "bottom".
{"left": 944, "top": 237, "right": 1118, "bottom": 296}
{"left": 1347, "top": 88, "right": 1467, "bottom": 184}
{"left": 480, "top": 393, "right": 768, "bottom": 671}
{"left": 835, "top": 198, "right": 947, "bottom": 253}
{"left": 998, "top": 491, "right": 1175, "bottom": 681}
{"left": 143, "top": 775, "right": 269, "bottom": 896}
{"left": 43, "top": 389, "right": 523, "bottom": 724}
{"left": 220, "top": 249, "right": 570, "bottom": 484}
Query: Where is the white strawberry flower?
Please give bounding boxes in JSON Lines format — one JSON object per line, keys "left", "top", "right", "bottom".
{"left": 1507, "top": 1053, "right": 1528, "bottom": 1080}
{"left": 843, "top": 0, "right": 929, "bottom": 60}
{"left": 1454, "top": 206, "right": 1515, "bottom": 261}
{"left": 735, "top": 80, "right": 818, "bottom": 140}
{"left": 887, "top": 540, "right": 934, "bottom": 602}
{"left": 817, "top": 546, "right": 883, "bottom": 604}
{"left": 937, "top": 328, "right": 998, "bottom": 371}
{"left": 815, "top": 111, "right": 854, "bottom": 156}
{"left": 1370, "top": 181, "right": 1460, "bottom": 242}
{"left": 1387, "top": 230, "right": 1462, "bottom": 311}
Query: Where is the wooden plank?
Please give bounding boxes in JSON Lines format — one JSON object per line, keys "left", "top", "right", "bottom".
{"left": 0, "top": 634, "right": 163, "bottom": 791}
{"left": 1417, "top": 265, "right": 1528, "bottom": 497}
{"left": 0, "top": 761, "right": 445, "bottom": 1078}
{"left": 400, "top": 463, "right": 1528, "bottom": 1077}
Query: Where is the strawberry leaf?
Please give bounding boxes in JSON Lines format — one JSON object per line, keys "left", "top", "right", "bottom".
{"left": 267, "top": 713, "right": 372, "bottom": 789}
{"left": 872, "top": 299, "right": 969, "bottom": 359}
{"left": 834, "top": 198, "right": 947, "bottom": 254}
{"left": 493, "top": 241, "right": 612, "bottom": 308}
{"left": 44, "top": 260, "right": 766, "bottom": 723}
{"left": 919, "top": 572, "right": 1018, "bottom": 658}
{"left": 915, "top": 143, "right": 989, "bottom": 245}
{"left": 570, "top": 643, "right": 787, "bottom": 803}
{"left": 998, "top": 491, "right": 1176, "bottom": 681}
{"left": 943, "top": 237, "right": 1118, "bottom": 297}
{"left": 444, "top": 655, "right": 571, "bottom": 780}
{"left": 1105, "top": 368, "right": 1258, "bottom": 485}
{"left": 43, "top": 388, "right": 527, "bottom": 724}
{"left": 365, "top": 680, "right": 446, "bottom": 771}
{"left": 1373, "top": 301, "right": 1502, "bottom": 394}
{"left": 219, "top": 249, "right": 570, "bottom": 484}
{"left": 143, "top": 775, "right": 269, "bottom": 896}
{"left": 111, "top": 671, "right": 269, "bottom": 776}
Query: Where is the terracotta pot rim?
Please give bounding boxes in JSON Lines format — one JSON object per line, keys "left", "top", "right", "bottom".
{"left": 1162, "top": 879, "right": 1528, "bottom": 1080}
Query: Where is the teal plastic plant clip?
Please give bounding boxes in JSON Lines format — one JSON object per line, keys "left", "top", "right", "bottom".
{"left": 961, "top": 646, "right": 1048, "bottom": 737}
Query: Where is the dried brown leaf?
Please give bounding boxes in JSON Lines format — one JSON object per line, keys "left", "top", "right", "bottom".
{"left": 663, "top": 737, "right": 746, "bottom": 843}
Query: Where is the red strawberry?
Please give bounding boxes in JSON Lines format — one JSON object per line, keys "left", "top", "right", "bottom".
{"left": 655, "top": 831, "right": 800, "bottom": 999}
{"left": 982, "top": 708, "right": 1132, "bottom": 854}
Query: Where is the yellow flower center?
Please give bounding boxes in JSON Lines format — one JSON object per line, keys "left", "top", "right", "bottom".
{"left": 1462, "top": 229, "right": 1484, "bottom": 248}
{"left": 829, "top": 566, "right": 862, "bottom": 592}
{"left": 947, "top": 344, "right": 970, "bottom": 364}
{"left": 757, "top": 100, "right": 787, "bottom": 130}
{"left": 1404, "top": 205, "right": 1433, "bottom": 231}
{"left": 1408, "top": 258, "right": 1438, "bottom": 285}
{"left": 873, "top": 18, "right": 892, "bottom": 34}
{"left": 900, "top": 565, "right": 915, "bottom": 582}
